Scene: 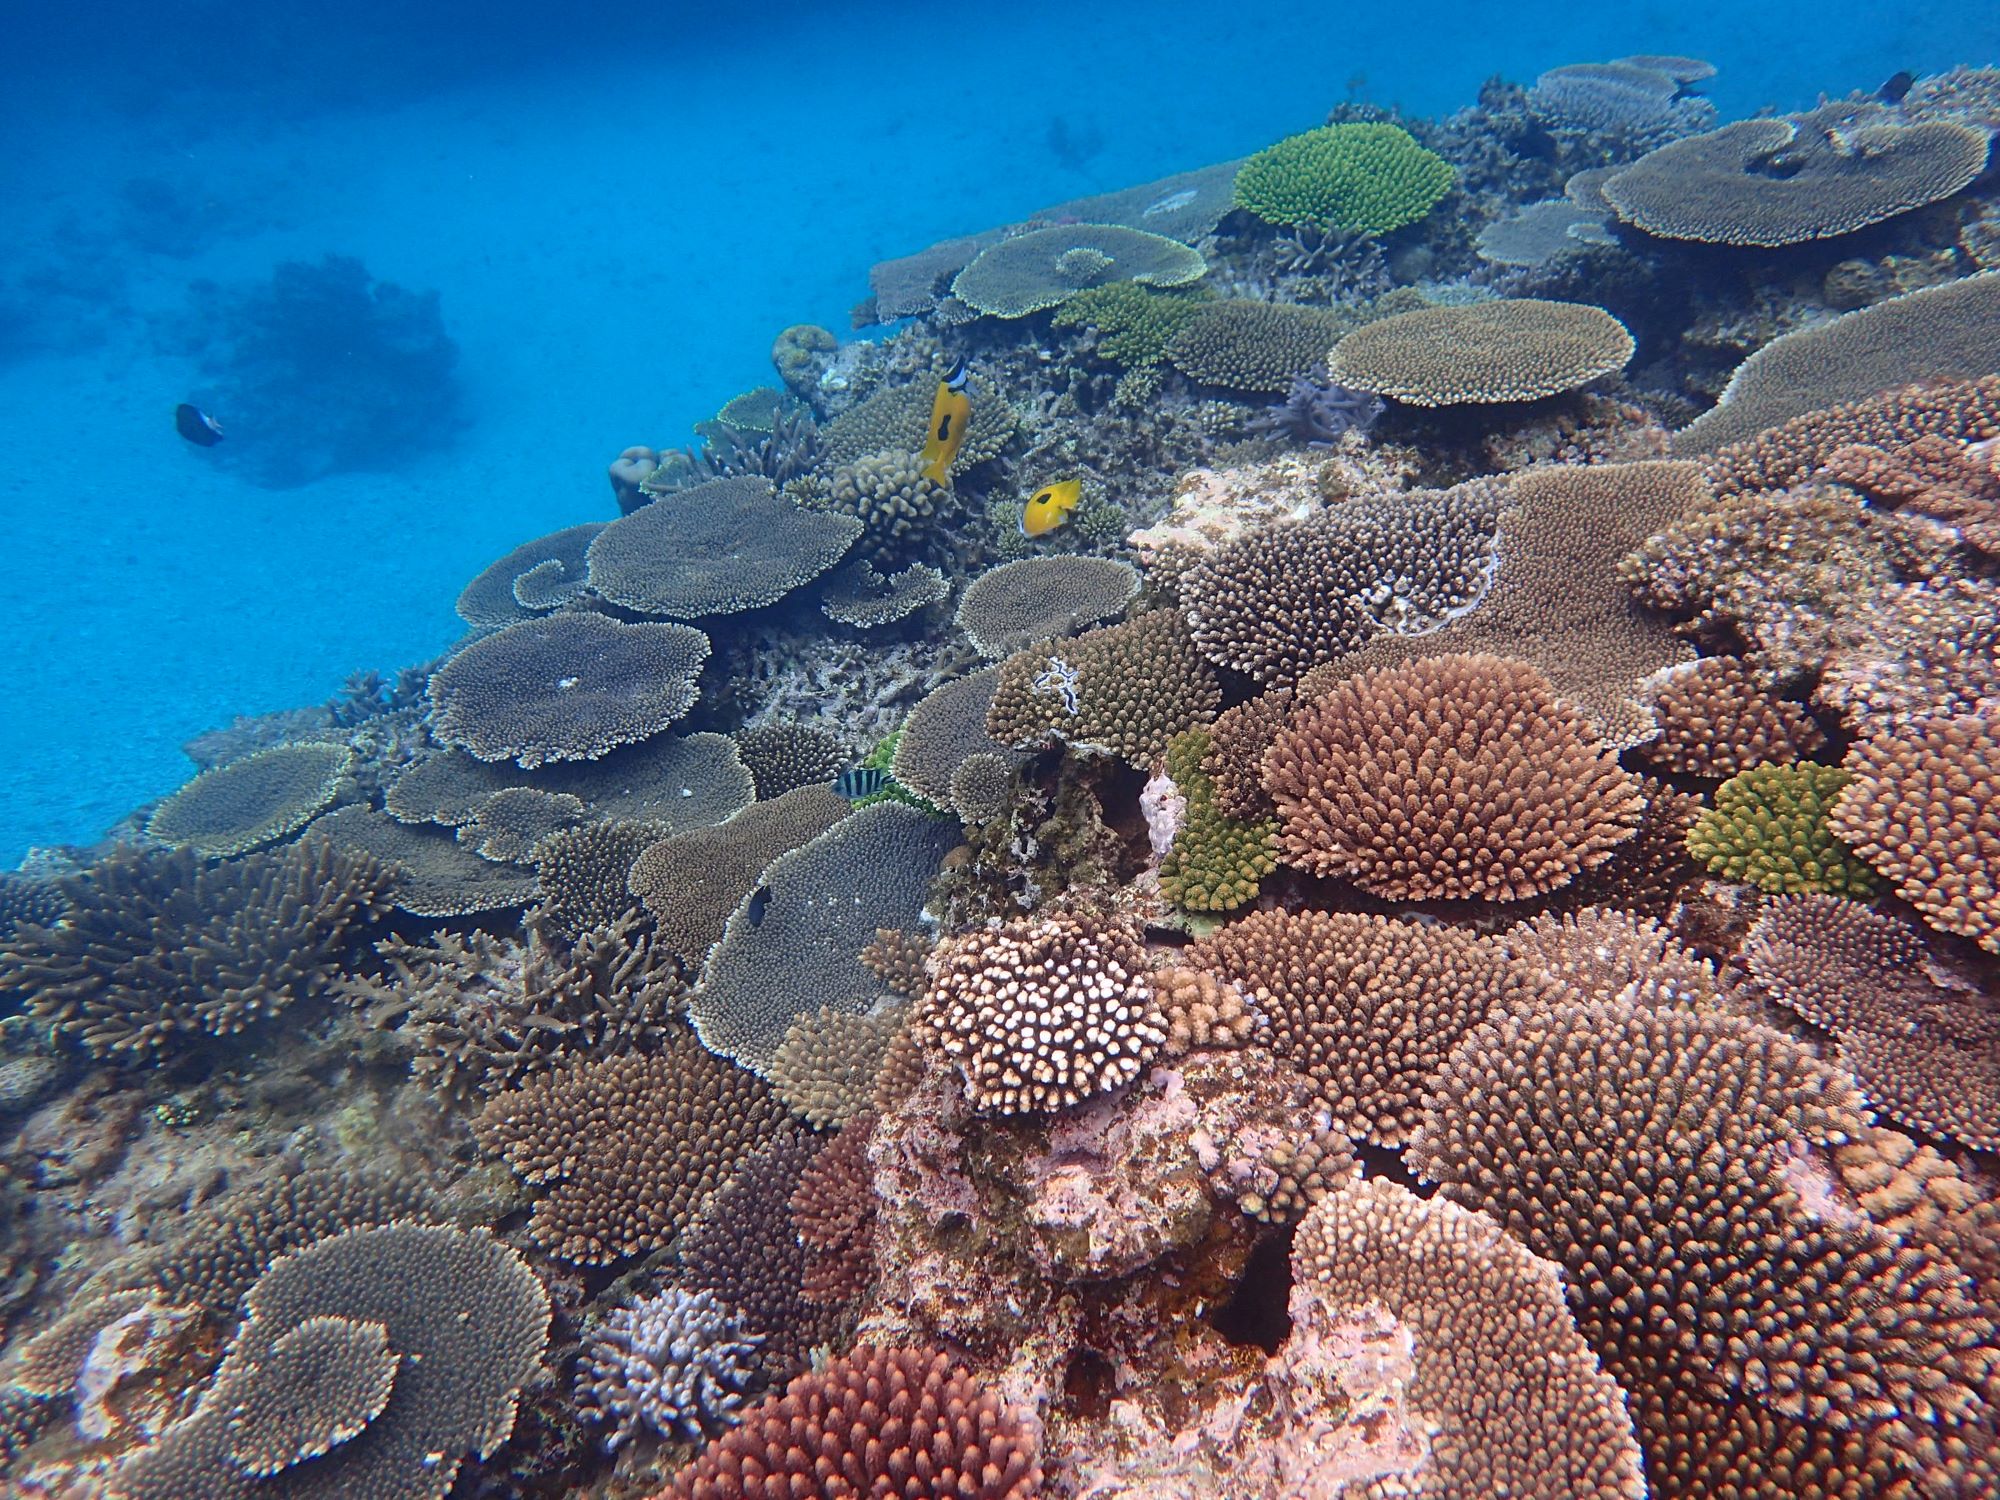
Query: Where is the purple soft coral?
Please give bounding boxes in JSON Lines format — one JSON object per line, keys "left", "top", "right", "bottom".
{"left": 1249, "top": 375, "right": 1384, "bottom": 447}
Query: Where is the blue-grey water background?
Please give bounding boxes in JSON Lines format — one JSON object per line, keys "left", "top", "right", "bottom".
{"left": 2, "top": 0, "right": 1996, "bottom": 866}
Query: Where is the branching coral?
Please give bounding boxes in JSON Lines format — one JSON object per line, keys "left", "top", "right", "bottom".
{"left": 575, "top": 1288, "right": 764, "bottom": 1451}
{"left": 1263, "top": 654, "right": 1643, "bottom": 901}
{"left": 1687, "top": 762, "right": 1878, "bottom": 896}
{"left": 1157, "top": 728, "right": 1278, "bottom": 913}
{"left": 1641, "top": 656, "right": 1825, "bottom": 777}
{"left": 0, "top": 840, "right": 392, "bottom": 1065}
{"left": 987, "top": 611, "right": 1220, "bottom": 767}
{"left": 1233, "top": 123, "right": 1453, "bottom": 232}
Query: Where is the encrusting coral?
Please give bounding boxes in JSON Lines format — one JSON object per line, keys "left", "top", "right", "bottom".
{"left": 1263, "top": 654, "right": 1643, "bottom": 901}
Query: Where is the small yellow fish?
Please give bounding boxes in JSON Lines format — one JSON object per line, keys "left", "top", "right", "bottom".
{"left": 1020, "top": 478, "right": 1082, "bottom": 537}
{"left": 918, "top": 360, "right": 972, "bottom": 484}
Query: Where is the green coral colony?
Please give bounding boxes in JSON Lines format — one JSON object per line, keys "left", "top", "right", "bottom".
{"left": 6, "top": 51, "right": 2000, "bottom": 1500}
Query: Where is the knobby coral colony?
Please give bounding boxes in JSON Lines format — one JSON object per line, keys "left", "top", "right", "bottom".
{"left": 8, "top": 56, "right": 2000, "bottom": 1500}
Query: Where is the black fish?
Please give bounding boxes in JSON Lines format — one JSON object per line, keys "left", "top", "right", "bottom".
{"left": 175, "top": 403, "right": 224, "bottom": 446}
{"left": 833, "top": 766, "right": 890, "bottom": 801}
{"left": 1879, "top": 70, "right": 1915, "bottom": 104}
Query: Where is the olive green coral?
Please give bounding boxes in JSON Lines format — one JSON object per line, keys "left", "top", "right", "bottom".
{"left": 1686, "top": 762, "right": 1878, "bottom": 895}
{"left": 1232, "top": 123, "right": 1453, "bottom": 233}
{"left": 1050, "top": 282, "right": 1209, "bottom": 370}
{"left": 1158, "top": 729, "right": 1278, "bottom": 913}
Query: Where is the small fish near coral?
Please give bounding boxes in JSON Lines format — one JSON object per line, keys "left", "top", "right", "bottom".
{"left": 917, "top": 359, "right": 972, "bottom": 484}
{"left": 1020, "top": 478, "right": 1083, "bottom": 537}
{"left": 833, "top": 765, "right": 891, "bottom": 800}
{"left": 174, "top": 402, "right": 224, "bottom": 446}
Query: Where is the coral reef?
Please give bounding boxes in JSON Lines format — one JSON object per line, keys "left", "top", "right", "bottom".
{"left": 144, "top": 742, "right": 354, "bottom": 857}
{"left": 952, "top": 224, "right": 1206, "bottom": 318}
{"left": 1232, "top": 123, "right": 1453, "bottom": 231}
{"left": 1156, "top": 728, "right": 1278, "bottom": 912}
{"left": 988, "top": 610, "right": 1221, "bottom": 767}
{"left": 955, "top": 556, "right": 1139, "bottom": 659}
{"left": 1330, "top": 298, "right": 1635, "bottom": 406}
{"left": 455, "top": 522, "right": 605, "bottom": 627}
{"left": 1687, "top": 762, "right": 1878, "bottom": 896}
{"left": 574, "top": 1287, "right": 763, "bottom": 1450}
{"left": 1640, "top": 655, "right": 1825, "bottom": 776}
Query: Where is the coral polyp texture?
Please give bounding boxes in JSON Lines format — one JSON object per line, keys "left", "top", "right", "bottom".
{"left": 950, "top": 223, "right": 1207, "bottom": 318}
{"left": 1640, "top": 656, "right": 1825, "bottom": 777}
{"left": 1289, "top": 1177, "right": 1646, "bottom": 1500}
{"left": 426, "top": 611, "right": 711, "bottom": 768}
{"left": 1329, "top": 298, "right": 1635, "bottom": 406}
{"left": 1232, "top": 122, "right": 1453, "bottom": 232}
{"left": 454, "top": 521, "right": 605, "bottom": 626}
{"left": 574, "top": 1287, "right": 764, "bottom": 1450}
{"left": 955, "top": 555, "right": 1140, "bottom": 659}
{"left": 655, "top": 1346, "right": 1041, "bottom": 1500}
{"left": 1157, "top": 727, "right": 1278, "bottom": 912}
{"left": 1262, "top": 654, "right": 1643, "bottom": 901}
{"left": 922, "top": 915, "right": 1166, "bottom": 1114}
{"left": 144, "top": 741, "right": 353, "bottom": 856}
{"left": 1829, "top": 706, "right": 2000, "bottom": 950}
{"left": 987, "top": 610, "right": 1221, "bottom": 767}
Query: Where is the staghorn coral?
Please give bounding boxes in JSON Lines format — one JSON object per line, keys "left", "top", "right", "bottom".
{"left": 790, "top": 1116, "right": 878, "bottom": 1306}
{"left": 950, "top": 224, "right": 1206, "bottom": 318}
{"left": 1641, "top": 656, "right": 1825, "bottom": 777}
{"left": 1744, "top": 895, "right": 2000, "bottom": 1150}
{"left": 629, "top": 785, "right": 849, "bottom": 966}
{"left": 767, "top": 1004, "right": 905, "bottom": 1129}
{"left": 116, "top": 1224, "right": 548, "bottom": 1500}
{"left": 655, "top": 1346, "right": 1040, "bottom": 1500}
{"left": 1233, "top": 123, "right": 1453, "bottom": 232}
{"left": 1163, "top": 299, "right": 1357, "bottom": 392}
{"left": 1264, "top": 654, "right": 1643, "bottom": 902}
{"left": 1688, "top": 762, "right": 1877, "bottom": 896}
{"left": 576, "top": 1287, "right": 764, "bottom": 1451}
{"left": 677, "top": 1128, "right": 844, "bottom": 1375}
{"left": 955, "top": 556, "right": 1139, "bottom": 660}
{"left": 0, "top": 873, "right": 66, "bottom": 941}
{"left": 1329, "top": 298, "right": 1634, "bottom": 406}
{"left": 1179, "top": 480, "right": 1503, "bottom": 688}
{"left": 1676, "top": 271, "right": 2000, "bottom": 453}
{"left": 145, "top": 742, "right": 353, "bottom": 857}
{"left": 454, "top": 522, "right": 605, "bottom": 626}
{"left": 692, "top": 802, "right": 958, "bottom": 1072}
{"left": 309, "top": 803, "right": 539, "bottom": 917}
{"left": 149, "top": 1164, "right": 444, "bottom": 1320}
{"left": 1156, "top": 728, "right": 1278, "bottom": 913}
{"left": 528, "top": 817, "right": 662, "bottom": 943}
{"left": 474, "top": 1030, "right": 790, "bottom": 1264}
{"left": 821, "top": 449, "right": 952, "bottom": 563}
{"left": 922, "top": 915, "right": 1166, "bottom": 1115}
{"left": 586, "top": 474, "right": 861, "bottom": 617}
{"left": 1190, "top": 908, "right": 1542, "bottom": 1146}
{"left": 730, "top": 722, "right": 845, "bottom": 798}
{"left": 0, "top": 840, "right": 391, "bottom": 1065}
{"left": 1246, "top": 372, "right": 1385, "bottom": 445}
{"left": 1288, "top": 1177, "right": 1646, "bottom": 1500}
{"left": 1602, "top": 108, "right": 1989, "bottom": 247}
{"left": 1411, "top": 997, "right": 1997, "bottom": 1499}
{"left": 428, "top": 612, "right": 710, "bottom": 768}
{"left": 342, "top": 911, "right": 682, "bottom": 1100}
{"left": 1830, "top": 708, "right": 2000, "bottom": 951}
{"left": 987, "top": 611, "right": 1221, "bottom": 768}
{"left": 819, "top": 559, "right": 949, "bottom": 628}
{"left": 1702, "top": 374, "right": 2000, "bottom": 501}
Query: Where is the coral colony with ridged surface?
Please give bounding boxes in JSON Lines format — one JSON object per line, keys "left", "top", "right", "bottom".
{"left": 9, "top": 48, "right": 2000, "bottom": 1500}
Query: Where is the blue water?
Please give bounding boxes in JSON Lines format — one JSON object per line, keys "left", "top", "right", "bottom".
{"left": 3, "top": 0, "right": 1996, "bottom": 865}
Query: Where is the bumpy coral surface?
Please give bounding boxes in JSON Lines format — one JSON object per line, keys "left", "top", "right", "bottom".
{"left": 1686, "top": 762, "right": 1879, "bottom": 896}
{"left": 1329, "top": 298, "right": 1635, "bottom": 406}
{"left": 1157, "top": 728, "right": 1278, "bottom": 912}
{"left": 987, "top": 610, "right": 1220, "bottom": 767}
{"left": 923, "top": 915, "right": 1166, "bottom": 1114}
{"left": 145, "top": 741, "right": 354, "bottom": 857}
{"left": 1641, "top": 656, "right": 1826, "bottom": 776}
{"left": 1263, "top": 654, "right": 1643, "bottom": 901}
{"left": 575, "top": 1287, "right": 764, "bottom": 1450}
{"left": 1233, "top": 123, "right": 1453, "bottom": 231}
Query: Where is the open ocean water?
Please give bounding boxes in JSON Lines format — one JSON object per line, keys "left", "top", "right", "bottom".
{"left": 1, "top": 0, "right": 1995, "bottom": 864}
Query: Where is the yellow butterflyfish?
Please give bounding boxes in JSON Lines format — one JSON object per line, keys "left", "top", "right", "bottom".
{"left": 918, "top": 359, "right": 972, "bottom": 484}
{"left": 1020, "top": 478, "right": 1083, "bottom": 537}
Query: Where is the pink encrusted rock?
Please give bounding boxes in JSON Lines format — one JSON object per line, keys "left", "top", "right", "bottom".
{"left": 1139, "top": 770, "right": 1186, "bottom": 861}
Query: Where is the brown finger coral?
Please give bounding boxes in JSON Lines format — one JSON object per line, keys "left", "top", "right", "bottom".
{"left": 1288, "top": 1177, "right": 1645, "bottom": 1500}
{"left": 654, "top": 1346, "right": 1040, "bottom": 1500}
{"left": 922, "top": 915, "right": 1166, "bottom": 1114}
{"left": 1829, "top": 707, "right": 2000, "bottom": 951}
{"left": 473, "top": 1030, "right": 789, "bottom": 1264}
{"left": 1640, "top": 656, "right": 1825, "bottom": 777}
{"left": 1262, "top": 654, "right": 1643, "bottom": 901}
{"left": 1189, "top": 908, "right": 1541, "bottom": 1146}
